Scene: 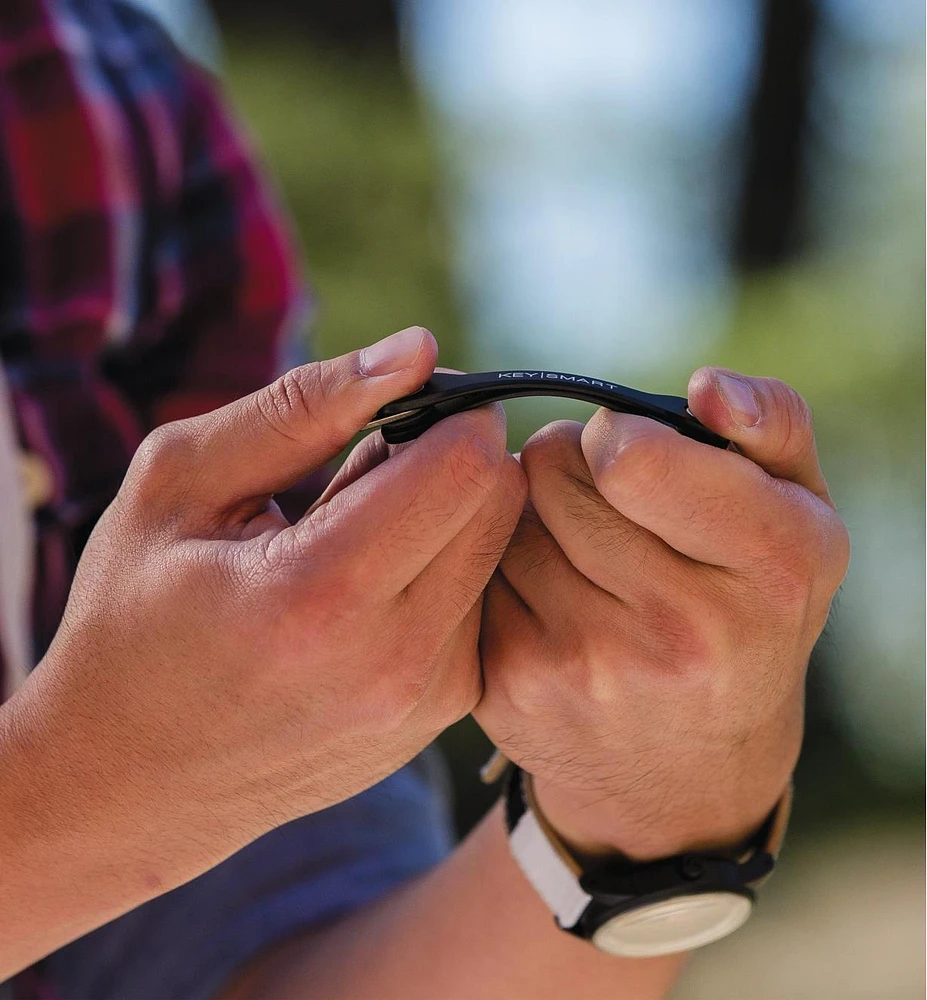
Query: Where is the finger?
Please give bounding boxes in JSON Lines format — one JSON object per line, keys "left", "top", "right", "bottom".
{"left": 303, "top": 365, "right": 470, "bottom": 515}
{"left": 687, "top": 368, "right": 834, "bottom": 506}
{"left": 308, "top": 391, "right": 447, "bottom": 514}
{"left": 129, "top": 327, "right": 437, "bottom": 514}
{"left": 580, "top": 409, "right": 822, "bottom": 569}
{"left": 404, "top": 451, "right": 526, "bottom": 632}
{"left": 295, "top": 403, "right": 514, "bottom": 597}
{"left": 412, "top": 600, "right": 485, "bottom": 735}
{"left": 495, "top": 497, "right": 602, "bottom": 627}
{"left": 517, "top": 420, "right": 689, "bottom": 598}
{"left": 476, "top": 519, "right": 623, "bottom": 722}
{"left": 308, "top": 431, "right": 389, "bottom": 514}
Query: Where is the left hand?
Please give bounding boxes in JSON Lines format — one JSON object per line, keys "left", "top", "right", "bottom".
{"left": 475, "top": 368, "right": 850, "bottom": 860}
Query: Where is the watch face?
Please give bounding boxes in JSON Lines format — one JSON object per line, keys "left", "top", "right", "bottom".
{"left": 591, "top": 891, "right": 753, "bottom": 958}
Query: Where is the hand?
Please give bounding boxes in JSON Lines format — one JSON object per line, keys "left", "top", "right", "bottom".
{"left": 475, "top": 369, "right": 849, "bottom": 860}
{"left": 3, "top": 327, "right": 525, "bottom": 900}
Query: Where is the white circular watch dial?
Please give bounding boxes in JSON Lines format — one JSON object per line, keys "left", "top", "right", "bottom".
{"left": 591, "top": 892, "right": 753, "bottom": 958}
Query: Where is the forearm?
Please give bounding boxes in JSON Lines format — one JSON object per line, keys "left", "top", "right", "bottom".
{"left": 0, "top": 685, "right": 150, "bottom": 976}
{"left": 221, "top": 802, "right": 687, "bottom": 1000}
{"left": 0, "top": 669, "right": 220, "bottom": 980}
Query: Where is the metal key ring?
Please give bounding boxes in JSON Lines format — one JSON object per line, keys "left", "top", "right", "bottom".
{"left": 365, "top": 369, "right": 729, "bottom": 449}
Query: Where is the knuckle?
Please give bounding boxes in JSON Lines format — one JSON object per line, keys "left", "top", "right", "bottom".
{"left": 762, "top": 490, "right": 847, "bottom": 610}
{"left": 132, "top": 421, "right": 188, "bottom": 472}
{"left": 631, "top": 598, "right": 716, "bottom": 680}
{"left": 447, "top": 404, "right": 507, "bottom": 450}
{"left": 559, "top": 645, "right": 622, "bottom": 707}
{"left": 767, "top": 379, "right": 815, "bottom": 457}
{"left": 803, "top": 513, "right": 851, "bottom": 607}
{"left": 757, "top": 482, "right": 818, "bottom": 563}
{"left": 478, "top": 617, "right": 549, "bottom": 719}
{"left": 483, "top": 459, "right": 528, "bottom": 538}
{"left": 503, "top": 455, "right": 530, "bottom": 510}
{"left": 824, "top": 517, "right": 851, "bottom": 586}
{"left": 494, "top": 628, "right": 622, "bottom": 715}
{"left": 124, "top": 421, "right": 195, "bottom": 504}
{"left": 519, "top": 429, "right": 546, "bottom": 470}
{"left": 495, "top": 655, "right": 557, "bottom": 717}
{"left": 604, "top": 429, "right": 674, "bottom": 502}
{"left": 521, "top": 420, "right": 583, "bottom": 474}
{"left": 261, "top": 369, "right": 301, "bottom": 422}
{"left": 445, "top": 432, "right": 503, "bottom": 499}
{"left": 763, "top": 546, "right": 816, "bottom": 611}
{"left": 310, "top": 358, "right": 347, "bottom": 408}
{"left": 472, "top": 507, "right": 521, "bottom": 569}
{"left": 256, "top": 363, "right": 345, "bottom": 450}
{"left": 363, "top": 663, "right": 432, "bottom": 735}
{"left": 257, "top": 368, "right": 313, "bottom": 432}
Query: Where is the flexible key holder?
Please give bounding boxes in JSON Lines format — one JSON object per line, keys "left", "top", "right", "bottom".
{"left": 365, "top": 369, "right": 729, "bottom": 449}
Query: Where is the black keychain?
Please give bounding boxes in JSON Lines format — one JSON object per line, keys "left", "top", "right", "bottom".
{"left": 365, "top": 369, "right": 728, "bottom": 449}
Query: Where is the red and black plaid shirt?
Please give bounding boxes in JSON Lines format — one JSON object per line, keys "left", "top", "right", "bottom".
{"left": 0, "top": 0, "right": 314, "bottom": 693}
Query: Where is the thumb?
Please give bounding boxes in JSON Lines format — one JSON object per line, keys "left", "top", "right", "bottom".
{"left": 135, "top": 327, "right": 437, "bottom": 512}
{"left": 687, "top": 367, "right": 833, "bottom": 505}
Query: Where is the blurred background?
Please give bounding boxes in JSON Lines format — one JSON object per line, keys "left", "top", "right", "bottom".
{"left": 139, "top": 0, "right": 924, "bottom": 995}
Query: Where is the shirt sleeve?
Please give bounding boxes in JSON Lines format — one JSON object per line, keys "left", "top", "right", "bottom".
{"left": 98, "top": 8, "right": 325, "bottom": 512}
{"left": 39, "top": 748, "right": 455, "bottom": 1000}
{"left": 100, "top": 18, "right": 312, "bottom": 430}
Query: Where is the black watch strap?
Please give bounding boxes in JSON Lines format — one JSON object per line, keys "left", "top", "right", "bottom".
{"left": 503, "top": 765, "right": 792, "bottom": 947}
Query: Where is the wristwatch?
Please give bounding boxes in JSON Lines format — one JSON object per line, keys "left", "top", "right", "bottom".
{"left": 502, "top": 765, "right": 792, "bottom": 958}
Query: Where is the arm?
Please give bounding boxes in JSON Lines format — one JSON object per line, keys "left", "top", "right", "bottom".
{"left": 221, "top": 802, "right": 686, "bottom": 1000}
{"left": 220, "top": 368, "right": 848, "bottom": 1000}
{"left": 0, "top": 329, "right": 525, "bottom": 979}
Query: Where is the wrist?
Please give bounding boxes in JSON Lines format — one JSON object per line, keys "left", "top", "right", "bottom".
{"left": 531, "top": 776, "right": 789, "bottom": 863}
{"left": 503, "top": 767, "right": 790, "bottom": 959}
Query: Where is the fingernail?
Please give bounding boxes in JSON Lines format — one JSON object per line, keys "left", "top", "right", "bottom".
{"left": 717, "top": 372, "right": 760, "bottom": 428}
{"left": 360, "top": 327, "right": 426, "bottom": 377}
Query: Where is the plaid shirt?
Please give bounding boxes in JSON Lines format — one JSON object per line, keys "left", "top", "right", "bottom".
{"left": 0, "top": 0, "right": 313, "bottom": 697}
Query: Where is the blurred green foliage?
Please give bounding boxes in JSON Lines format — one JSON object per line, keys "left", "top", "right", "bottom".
{"left": 223, "top": 35, "right": 468, "bottom": 370}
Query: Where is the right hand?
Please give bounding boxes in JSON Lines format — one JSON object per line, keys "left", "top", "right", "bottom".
{"left": 5, "top": 326, "right": 525, "bottom": 890}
